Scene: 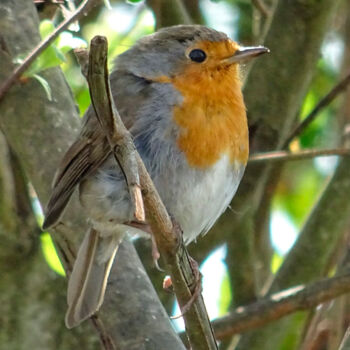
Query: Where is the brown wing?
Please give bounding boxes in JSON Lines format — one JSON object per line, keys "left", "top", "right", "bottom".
{"left": 42, "top": 71, "right": 151, "bottom": 229}
{"left": 42, "top": 113, "right": 111, "bottom": 229}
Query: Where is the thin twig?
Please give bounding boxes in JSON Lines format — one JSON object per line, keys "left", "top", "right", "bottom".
{"left": 34, "top": 0, "right": 64, "bottom": 4}
{"left": 179, "top": 270, "right": 350, "bottom": 341}
{"left": 284, "top": 70, "right": 350, "bottom": 147}
{"left": 90, "top": 316, "right": 116, "bottom": 350}
{"left": 87, "top": 44, "right": 144, "bottom": 222}
{"left": 249, "top": 148, "right": 350, "bottom": 163}
{"left": 251, "top": 0, "right": 270, "bottom": 17}
{"left": 338, "top": 327, "right": 350, "bottom": 350}
{"left": 0, "top": 0, "right": 99, "bottom": 102}
{"left": 87, "top": 36, "right": 217, "bottom": 350}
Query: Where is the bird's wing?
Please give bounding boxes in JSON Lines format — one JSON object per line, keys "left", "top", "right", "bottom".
{"left": 42, "top": 71, "right": 151, "bottom": 229}
{"left": 42, "top": 113, "right": 111, "bottom": 229}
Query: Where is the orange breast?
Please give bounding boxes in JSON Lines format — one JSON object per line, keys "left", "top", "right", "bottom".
{"left": 171, "top": 63, "right": 249, "bottom": 168}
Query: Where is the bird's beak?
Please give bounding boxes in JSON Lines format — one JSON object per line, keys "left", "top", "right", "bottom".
{"left": 224, "top": 46, "right": 270, "bottom": 64}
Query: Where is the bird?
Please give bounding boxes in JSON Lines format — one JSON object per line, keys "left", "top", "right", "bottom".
{"left": 42, "top": 24, "right": 269, "bottom": 328}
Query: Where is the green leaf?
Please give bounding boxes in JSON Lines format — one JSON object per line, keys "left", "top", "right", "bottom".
{"left": 36, "top": 46, "right": 64, "bottom": 72}
{"left": 21, "top": 20, "right": 86, "bottom": 77}
{"left": 39, "top": 19, "right": 56, "bottom": 39}
{"left": 54, "top": 46, "right": 66, "bottom": 62}
{"left": 218, "top": 272, "right": 232, "bottom": 315}
{"left": 271, "top": 252, "right": 283, "bottom": 273}
{"left": 40, "top": 232, "right": 66, "bottom": 276}
{"left": 33, "top": 74, "right": 52, "bottom": 101}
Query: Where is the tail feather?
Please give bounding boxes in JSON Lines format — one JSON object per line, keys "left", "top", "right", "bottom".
{"left": 65, "top": 228, "right": 121, "bottom": 328}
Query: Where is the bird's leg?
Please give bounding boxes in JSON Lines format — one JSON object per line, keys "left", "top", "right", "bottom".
{"left": 126, "top": 220, "right": 163, "bottom": 270}
{"left": 151, "top": 233, "right": 163, "bottom": 271}
{"left": 165, "top": 216, "right": 203, "bottom": 317}
{"left": 176, "top": 255, "right": 202, "bottom": 317}
{"left": 130, "top": 217, "right": 203, "bottom": 314}
{"left": 170, "top": 255, "right": 203, "bottom": 319}
{"left": 150, "top": 214, "right": 182, "bottom": 270}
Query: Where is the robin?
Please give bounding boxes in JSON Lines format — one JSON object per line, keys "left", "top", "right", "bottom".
{"left": 43, "top": 25, "right": 268, "bottom": 328}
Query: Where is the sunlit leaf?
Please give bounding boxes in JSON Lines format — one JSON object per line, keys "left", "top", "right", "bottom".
{"left": 271, "top": 252, "right": 283, "bottom": 273}
{"left": 40, "top": 232, "right": 66, "bottom": 276}
{"left": 18, "top": 20, "right": 86, "bottom": 78}
{"left": 39, "top": 19, "right": 56, "bottom": 40}
{"left": 33, "top": 74, "right": 52, "bottom": 101}
{"left": 126, "top": 0, "right": 144, "bottom": 3}
{"left": 218, "top": 272, "right": 232, "bottom": 315}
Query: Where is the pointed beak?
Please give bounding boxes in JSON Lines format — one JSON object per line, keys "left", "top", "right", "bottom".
{"left": 224, "top": 46, "right": 270, "bottom": 64}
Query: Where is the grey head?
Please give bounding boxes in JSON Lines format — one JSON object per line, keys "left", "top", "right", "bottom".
{"left": 114, "top": 25, "right": 229, "bottom": 78}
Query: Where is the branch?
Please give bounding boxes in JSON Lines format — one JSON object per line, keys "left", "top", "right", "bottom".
{"left": 249, "top": 148, "right": 350, "bottom": 163}
{"left": 86, "top": 48, "right": 144, "bottom": 222}
{"left": 0, "top": 0, "right": 100, "bottom": 102}
{"left": 251, "top": 0, "right": 270, "bottom": 17}
{"left": 227, "top": 0, "right": 342, "bottom": 332}
{"left": 338, "top": 327, "right": 350, "bottom": 350}
{"left": 210, "top": 270, "right": 350, "bottom": 340}
{"left": 87, "top": 36, "right": 217, "bottom": 350}
{"left": 147, "top": 0, "right": 192, "bottom": 29}
{"left": 284, "top": 70, "right": 350, "bottom": 147}
{"left": 237, "top": 154, "right": 350, "bottom": 349}
{"left": 178, "top": 269, "right": 350, "bottom": 341}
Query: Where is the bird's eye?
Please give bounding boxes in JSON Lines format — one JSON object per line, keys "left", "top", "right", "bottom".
{"left": 189, "top": 49, "right": 207, "bottom": 63}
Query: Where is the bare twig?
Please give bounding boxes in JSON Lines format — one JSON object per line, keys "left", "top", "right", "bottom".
{"left": 87, "top": 36, "right": 217, "bottom": 350}
{"left": 197, "top": 270, "right": 350, "bottom": 340}
{"left": 90, "top": 316, "right": 115, "bottom": 350}
{"left": 251, "top": 0, "right": 270, "bottom": 17}
{"left": 338, "top": 327, "right": 350, "bottom": 350}
{"left": 284, "top": 70, "right": 350, "bottom": 147}
{"left": 249, "top": 148, "right": 350, "bottom": 163}
{"left": 34, "top": 0, "right": 64, "bottom": 4}
{"left": 0, "top": 0, "right": 100, "bottom": 102}
{"left": 87, "top": 44, "right": 145, "bottom": 222}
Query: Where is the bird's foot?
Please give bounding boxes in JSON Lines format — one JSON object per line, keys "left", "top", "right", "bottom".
{"left": 151, "top": 234, "right": 163, "bottom": 271}
{"left": 166, "top": 255, "right": 203, "bottom": 319}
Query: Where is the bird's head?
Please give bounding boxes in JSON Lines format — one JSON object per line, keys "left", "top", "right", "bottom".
{"left": 115, "top": 25, "right": 269, "bottom": 82}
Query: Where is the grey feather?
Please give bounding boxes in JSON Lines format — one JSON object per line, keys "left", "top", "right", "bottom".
{"left": 65, "top": 228, "right": 122, "bottom": 328}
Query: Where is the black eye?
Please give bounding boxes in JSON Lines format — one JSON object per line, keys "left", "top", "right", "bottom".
{"left": 189, "top": 49, "right": 206, "bottom": 63}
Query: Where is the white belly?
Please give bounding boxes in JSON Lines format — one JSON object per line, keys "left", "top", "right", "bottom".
{"left": 80, "top": 153, "right": 245, "bottom": 244}
{"left": 155, "top": 154, "right": 245, "bottom": 244}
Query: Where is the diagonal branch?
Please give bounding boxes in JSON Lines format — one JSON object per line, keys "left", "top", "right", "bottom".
{"left": 87, "top": 35, "right": 217, "bottom": 350}
{"left": 251, "top": 0, "right": 270, "bottom": 17}
{"left": 338, "top": 327, "right": 350, "bottom": 350}
{"left": 284, "top": 70, "right": 350, "bottom": 147}
{"left": 0, "top": 0, "right": 100, "bottom": 102}
{"left": 179, "top": 269, "right": 350, "bottom": 341}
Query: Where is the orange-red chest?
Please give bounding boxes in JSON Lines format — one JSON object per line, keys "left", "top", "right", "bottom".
{"left": 169, "top": 64, "right": 249, "bottom": 168}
